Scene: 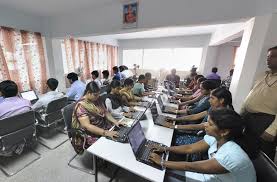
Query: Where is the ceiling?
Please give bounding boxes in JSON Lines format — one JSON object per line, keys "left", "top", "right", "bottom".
{"left": 79, "top": 24, "right": 223, "bottom": 41}
{"left": 0, "top": 0, "right": 115, "bottom": 16}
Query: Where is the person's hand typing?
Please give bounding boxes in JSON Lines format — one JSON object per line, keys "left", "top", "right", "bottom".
{"left": 149, "top": 153, "right": 162, "bottom": 165}
{"left": 106, "top": 131, "right": 119, "bottom": 140}
{"left": 123, "top": 112, "right": 133, "bottom": 118}
{"left": 129, "top": 107, "right": 136, "bottom": 112}
{"left": 162, "top": 121, "right": 174, "bottom": 129}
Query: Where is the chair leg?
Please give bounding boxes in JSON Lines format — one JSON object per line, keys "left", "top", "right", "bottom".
{"left": 68, "top": 153, "right": 96, "bottom": 175}
{"left": 109, "top": 167, "right": 120, "bottom": 182}
{"left": 0, "top": 149, "right": 41, "bottom": 177}
{"left": 94, "top": 155, "right": 98, "bottom": 182}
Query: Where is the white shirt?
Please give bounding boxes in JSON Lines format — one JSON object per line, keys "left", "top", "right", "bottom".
{"left": 32, "top": 91, "right": 64, "bottom": 110}
{"left": 202, "top": 135, "right": 256, "bottom": 182}
{"left": 94, "top": 78, "right": 102, "bottom": 88}
{"left": 122, "top": 70, "right": 134, "bottom": 78}
{"left": 105, "top": 98, "right": 129, "bottom": 119}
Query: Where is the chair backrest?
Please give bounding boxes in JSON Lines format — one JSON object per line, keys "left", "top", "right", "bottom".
{"left": 252, "top": 151, "right": 277, "bottom": 182}
{"left": 0, "top": 111, "right": 35, "bottom": 136}
{"left": 45, "top": 97, "right": 68, "bottom": 114}
{"left": 0, "top": 111, "right": 36, "bottom": 151}
{"left": 62, "top": 103, "right": 76, "bottom": 138}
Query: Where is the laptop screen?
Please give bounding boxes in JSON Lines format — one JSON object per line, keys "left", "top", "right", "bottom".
{"left": 157, "top": 96, "right": 164, "bottom": 107}
{"left": 128, "top": 122, "right": 146, "bottom": 155}
{"left": 150, "top": 102, "right": 159, "bottom": 120}
{"left": 20, "top": 90, "right": 38, "bottom": 101}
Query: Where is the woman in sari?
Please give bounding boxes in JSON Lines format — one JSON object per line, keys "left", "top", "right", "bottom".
{"left": 71, "top": 81, "right": 120, "bottom": 152}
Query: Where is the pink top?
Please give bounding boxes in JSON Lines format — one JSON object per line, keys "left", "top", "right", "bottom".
{"left": 192, "top": 89, "right": 202, "bottom": 98}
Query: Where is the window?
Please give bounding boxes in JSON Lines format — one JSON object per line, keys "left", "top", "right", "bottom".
{"left": 123, "top": 48, "right": 203, "bottom": 70}
{"left": 122, "top": 49, "right": 143, "bottom": 68}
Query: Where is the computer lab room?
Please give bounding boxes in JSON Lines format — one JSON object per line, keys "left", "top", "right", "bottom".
{"left": 0, "top": 0, "right": 277, "bottom": 182}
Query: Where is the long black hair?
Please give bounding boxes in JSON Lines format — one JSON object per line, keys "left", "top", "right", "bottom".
{"left": 201, "top": 80, "right": 218, "bottom": 91}
{"left": 211, "top": 87, "right": 234, "bottom": 110}
{"left": 209, "top": 108, "right": 258, "bottom": 159}
{"left": 83, "top": 81, "right": 100, "bottom": 96}
{"left": 107, "top": 80, "right": 121, "bottom": 94}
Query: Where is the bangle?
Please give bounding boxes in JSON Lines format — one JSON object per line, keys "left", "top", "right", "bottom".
{"left": 103, "top": 130, "right": 107, "bottom": 136}
{"left": 174, "top": 125, "right": 178, "bottom": 129}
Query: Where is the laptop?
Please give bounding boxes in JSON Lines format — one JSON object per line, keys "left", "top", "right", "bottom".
{"left": 157, "top": 95, "right": 177, "bottom": 115}
{"left": 137, "top": 101, "right": 151, "bottom": 108}
{"left": 150, "top": 102, "right": 169, "bottom": 126}
{"left": 131, "top": 110, "right": 147, "bottom": 120}
{"left": 20, "top": 90, "right": 39, "bottom": 104}
{"left": 109, "top": 107, "right": 148, "bottom": 143}
{"left": 127, "top": 121, "right": 168, "bottom": 170}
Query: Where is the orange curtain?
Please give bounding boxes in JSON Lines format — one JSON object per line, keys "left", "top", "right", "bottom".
{"left": 0, "top": 27, "right": 47, "bottom": 93}
{"left": 63, "top": 38, "right": 118, "bottom": 81}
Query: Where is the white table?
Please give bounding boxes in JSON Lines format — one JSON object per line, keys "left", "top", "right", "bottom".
{"left": 87, "top": 103, "right": 175, "bottom": 182}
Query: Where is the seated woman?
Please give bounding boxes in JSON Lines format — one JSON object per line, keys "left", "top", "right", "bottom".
{"left": 175, "top": 77, "right": 206, "bottom": 104}
{"left": 164, "top": 87, "right": 233, "bottom": 146}
{"left": 175, "top": 80, "right": 217, "bottom": 115}
{"left": 119, "top": 78, "right": 144, "bottom": 106}
{"left": 72, "top": 81, "right": 120, "bottom": 152}
{"left": 149, "top": 108, "right": 257, "bottom": 182}
{"left": 104, "top": 80, "right": 134, "bottom": 119}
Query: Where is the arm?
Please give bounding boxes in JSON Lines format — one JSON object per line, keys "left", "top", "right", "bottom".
{"left": 174, "top": 111, "right": 207, "bottom": 122}
{"left": 167, "top": 140, "right": 209, "bottom": 154}
{"left": 122, "top": 95, "right": 138, "bottom": 106}
{"left": 66, "top": 87, "right": 76, "bottom": 100}
{"left": 179, "top": 94, "right": 203, "bottom": 106}
{"left": 175, "top": 123, "right": 205, "bottom": 131}
{"left": 105, "top": 99, "right": 123, "bottom": 119}
{"left": 105, "top": 112, "right": 120, "bottom": 126}
{"left": 163, "top": 158, "right": 228, "bottom": 174}
{"left": 78, "top": 116, "right": 108, "bottom": 135}
{"left": 188, "top": 99, "right": 210, "bottom": 115}
{"left": 263, "top": 116, "right": 277, "bottom": 142}
{"left": 31, "top": 98, "right": 45, "bottom": 110}
{"left": 78, "top": 115, "right": 118, "bottom": 138}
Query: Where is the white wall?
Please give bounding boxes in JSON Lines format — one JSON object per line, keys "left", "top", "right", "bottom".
{"left": 78, "top": 36, "right": 119, "bottom": 46}
{"left": 0, "top": 6, "right": 45, "bottom": 34}
{"left": 119, "top": 34, "right": 211, "bottom": 49}
{"left": 229, "top": 15, "right": 277, "bottom": 112}
{"left": 48, "top": 0, "right": 277, "bottom": 38}
{"left": 215, "top": 45, "right": 235, "bottom": 79}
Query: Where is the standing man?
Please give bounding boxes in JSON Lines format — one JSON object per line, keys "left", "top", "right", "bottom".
{"left": 166, "top": 68, "right": 180, "bottom": 88}
{"left": 241, "top": 46, "right": 277, "bottom": 160}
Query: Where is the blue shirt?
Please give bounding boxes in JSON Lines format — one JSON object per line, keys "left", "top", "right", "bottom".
{"left": 132, "top": 82, "right": 145, "bottom": 96}
{"left": 189, "top": 96, "right": 210, "bottom": 114}
{"left": 203, "top": 135, "right": 256, "bottom": 182}
{"left": 206, "top": 72, "right": 221, "bottom": 80}
{"left": 66, "top": 80, "right": 86, "bottom": 101}
{"left": 113, "top": 72, "right": 123, "bottom": 81}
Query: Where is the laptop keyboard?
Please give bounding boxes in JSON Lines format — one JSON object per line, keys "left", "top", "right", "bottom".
{"left": 154, "top": 115, "right": 167, "bottom": 125}
{"left": 112, "top": 126, "right": 131, "bottom": 143}
{"left": 140, "top": 141, "right": 157, "bottom": 162}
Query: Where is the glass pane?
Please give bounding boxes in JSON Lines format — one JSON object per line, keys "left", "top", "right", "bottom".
{"left": 143, "top": 49, "right": 172, "bottom": 70}
{"left": 173, "top": 48, "right": 203, "bottom": 71}
{"left": 123, "top": 49, "right": 143, "bottom": 69}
